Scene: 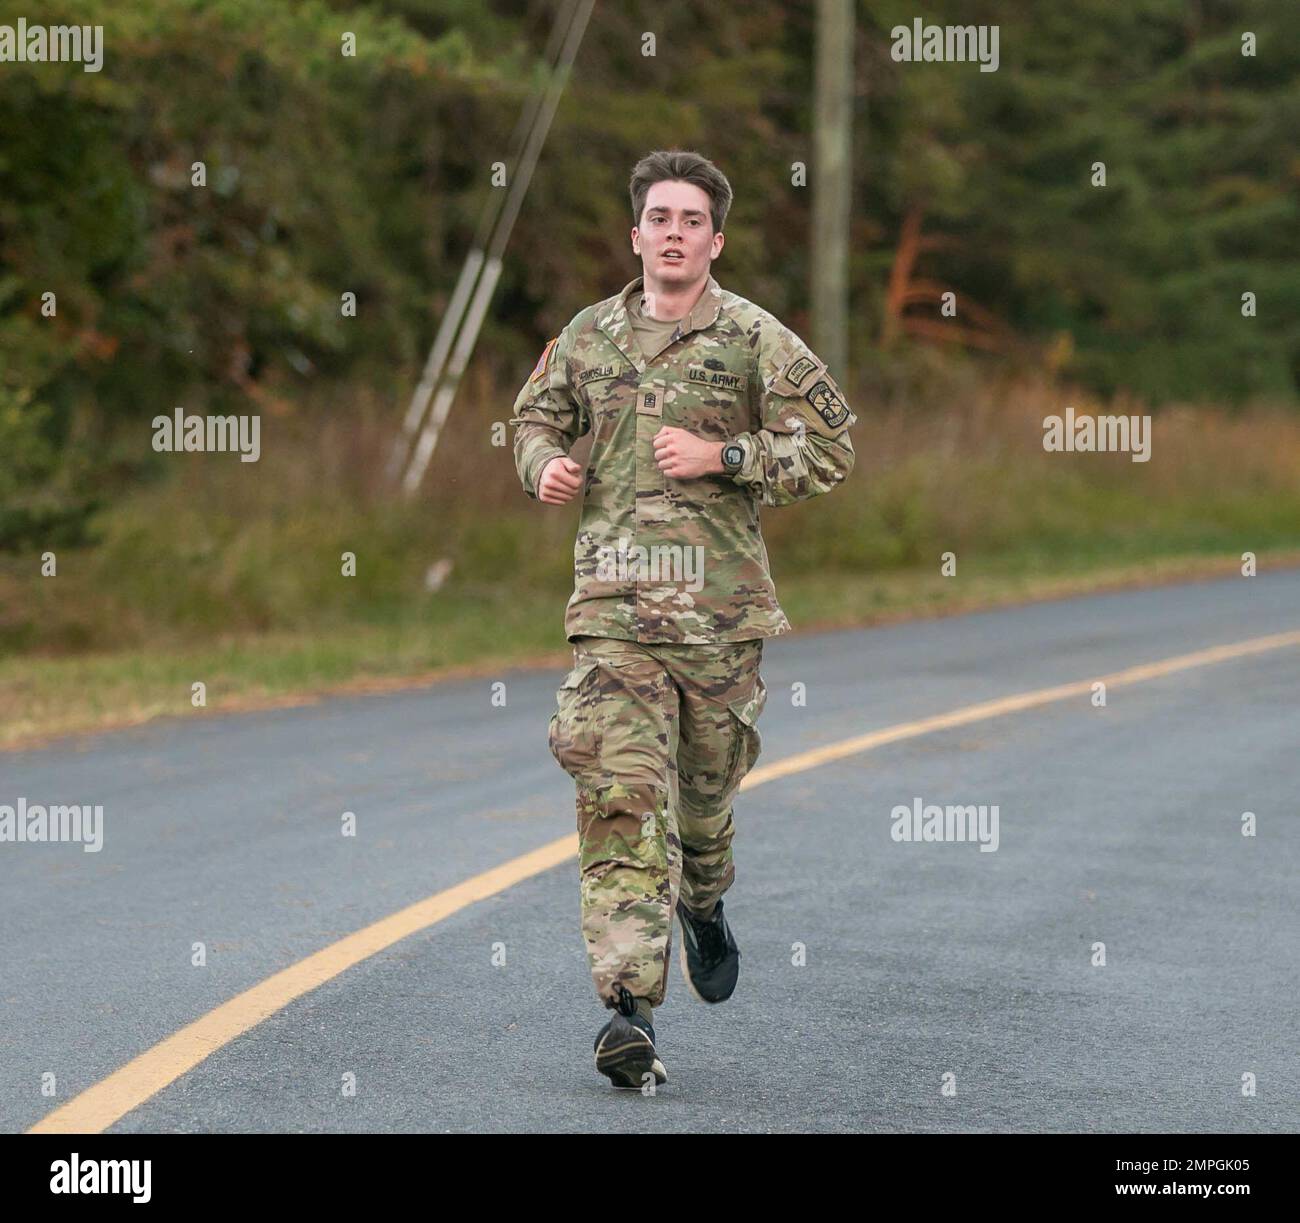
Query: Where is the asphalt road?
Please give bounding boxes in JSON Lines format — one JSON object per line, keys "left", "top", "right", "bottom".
{"left": 2, "top": 571, "right": 1298, "bottom": 1133}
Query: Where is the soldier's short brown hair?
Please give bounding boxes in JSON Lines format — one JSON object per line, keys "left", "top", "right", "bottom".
{"left": 629, "top": 150, "right": 733, "bottom": 235}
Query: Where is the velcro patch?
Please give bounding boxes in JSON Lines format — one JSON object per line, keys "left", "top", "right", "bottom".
{"left": 782, "top": 354, "right": 819, "bottom": 388}
{"left": 576, "top": 363, "right": 622, "bottom": 388}
{"left": 805, "top": 379, "right": 850, "bottom": 429}
{"left": 686, "top": 364, "right": 747, "bottom": 393}
{"left": 530, "top": 337, "right": 558, "bottom": 383}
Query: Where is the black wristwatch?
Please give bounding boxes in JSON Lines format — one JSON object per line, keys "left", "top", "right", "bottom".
{"left": 721, "top": 438, "right": 747, "bottom": 476}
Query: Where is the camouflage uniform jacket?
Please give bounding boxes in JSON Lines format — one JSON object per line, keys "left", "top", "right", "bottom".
{"left": 510, "top": 274, "right": 856, "bottom": 644}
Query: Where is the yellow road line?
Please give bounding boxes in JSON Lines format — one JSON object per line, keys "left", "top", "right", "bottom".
{"left": 28, "top": 627, "right": 1300, "bottom": 1133}
{"left": 745, "top": 628, "right": 1300, "bottom": 786}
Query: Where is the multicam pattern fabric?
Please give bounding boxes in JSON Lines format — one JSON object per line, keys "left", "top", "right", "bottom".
{"left": 549, "top": 633, "right": 766, "bottom": 1008}
{"left": 511, "top": 275, "right": 857, "bottom": 645}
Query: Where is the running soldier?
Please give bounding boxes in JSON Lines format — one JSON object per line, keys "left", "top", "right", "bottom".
{"left": 510, "top": 149, "right": 856, "bottom": 1089}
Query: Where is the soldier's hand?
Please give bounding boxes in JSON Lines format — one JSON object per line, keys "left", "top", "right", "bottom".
{"left": 653, "top": 426, "right": 724, "bottom": 479}
{"left": 537, "top": 455, "right": 584, "bottom": 504}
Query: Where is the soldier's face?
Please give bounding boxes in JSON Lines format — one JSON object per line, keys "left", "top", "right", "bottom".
{"left": 631, "top": 180, "right": 724, "bottom": 290}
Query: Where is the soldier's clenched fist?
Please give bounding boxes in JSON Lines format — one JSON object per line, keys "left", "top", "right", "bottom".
{"left": 653, "top": 426, "right": 725, "bottom": 479}
{"left": 537, "top": 454, "right": 584, "bottom": 504}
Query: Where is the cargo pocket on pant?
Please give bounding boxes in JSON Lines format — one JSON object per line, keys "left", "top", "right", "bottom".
{"left": 548, "top": 658, "right": 603, "bottom": 782}
{"left": 722, "top": 674, "right": 767, "bottom": 791}
{"left": 578, "top": 781, "right": 670, "bottom": 881}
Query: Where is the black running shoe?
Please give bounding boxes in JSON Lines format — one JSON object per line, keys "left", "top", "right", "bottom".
{"left": 677, "top": 896, "right": 740, "bottom": 1003}
{"left": 593, "top": 987, "right": 667, "bottom": 1089}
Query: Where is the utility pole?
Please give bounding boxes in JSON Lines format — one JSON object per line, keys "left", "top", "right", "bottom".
{"left": 388, "top": 0, "right": 594, "bottom": 497}
{"left": 811, "top": 0, "right": 853, "bottom": 384}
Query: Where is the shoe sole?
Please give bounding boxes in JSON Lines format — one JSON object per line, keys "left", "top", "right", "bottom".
{"left": 676, "top": 914, "right": 738, "bottom": 1003}
{"left": 594, "top": 1027, "right": 668, "bottom": 1089}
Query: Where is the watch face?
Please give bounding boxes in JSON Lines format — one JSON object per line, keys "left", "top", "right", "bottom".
{"left": 723, "top": 444, "right": 743, "bottom": 470}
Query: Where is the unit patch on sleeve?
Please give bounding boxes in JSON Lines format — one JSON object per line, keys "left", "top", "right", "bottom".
{"left": 782, "top": 354, "right": 819, "bottom": 388}
{"left": 805, "top": 379, "right": 850, "bottom": 429}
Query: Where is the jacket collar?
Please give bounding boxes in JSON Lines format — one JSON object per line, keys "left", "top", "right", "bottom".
{"left": 597, "top": 274, "right": 725, "bottom": 370}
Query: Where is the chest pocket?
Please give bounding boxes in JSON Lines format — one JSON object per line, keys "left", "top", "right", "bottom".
{"left": 576, "top": 361, "right": 635, "bottom": 420}
{"left": 671, "top": 359, "right": 754, "bottom": 433}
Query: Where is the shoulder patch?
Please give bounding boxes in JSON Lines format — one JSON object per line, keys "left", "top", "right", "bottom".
{"left": 805, "top": 378, "right": 850, "bottom": 430}
{"left": 783, "top": 354, "right": 819, "bottom": 388}
{"left": 530, "top": 337, "right": 558, "bottom": 383}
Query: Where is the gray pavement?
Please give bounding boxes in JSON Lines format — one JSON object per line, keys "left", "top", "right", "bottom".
{"left": 2, "top": 571, "right": 1297, "bottom": 1132}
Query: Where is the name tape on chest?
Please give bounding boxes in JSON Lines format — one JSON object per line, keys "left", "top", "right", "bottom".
{"left": 576, "top": 363, "right": 623, "bottom": 388}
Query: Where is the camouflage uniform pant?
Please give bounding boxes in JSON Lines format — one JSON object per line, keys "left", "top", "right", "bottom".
{"left": 548, "top": 634, "right": 767, "bottom": 1009}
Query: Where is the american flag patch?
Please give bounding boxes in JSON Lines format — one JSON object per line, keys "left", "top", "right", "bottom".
{"left": 530, "top": 337, "right": 558, "bottom": 383}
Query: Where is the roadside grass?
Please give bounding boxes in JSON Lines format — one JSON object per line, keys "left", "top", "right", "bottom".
{"left": 3, "top": 376, "right": 1298, "bottom": 748}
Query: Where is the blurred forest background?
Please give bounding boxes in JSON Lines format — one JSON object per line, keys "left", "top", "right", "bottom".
{"left": 1, "top": 0, "right": 1298, "bottom": 741}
